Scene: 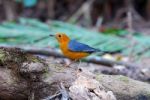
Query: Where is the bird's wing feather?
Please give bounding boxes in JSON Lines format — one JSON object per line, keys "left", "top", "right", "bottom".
{"left": 68, "top": 40, "right": 100, "bottom": 53}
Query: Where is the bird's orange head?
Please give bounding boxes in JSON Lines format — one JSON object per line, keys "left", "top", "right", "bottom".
{"left": 50, "top": 33, "right": 70, "bottom": 44}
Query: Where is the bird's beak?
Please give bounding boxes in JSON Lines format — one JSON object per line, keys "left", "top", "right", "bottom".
{"left": 49, "top": 34, "right": 55, "bottom": 37}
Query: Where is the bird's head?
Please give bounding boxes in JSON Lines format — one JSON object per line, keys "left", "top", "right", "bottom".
{"left": 49, "top": 33, "right": 70, "bottom": 43}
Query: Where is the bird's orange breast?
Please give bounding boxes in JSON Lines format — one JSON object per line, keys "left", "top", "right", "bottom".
{"left": 60, "top": 42, "right": 89, "bottom": 60}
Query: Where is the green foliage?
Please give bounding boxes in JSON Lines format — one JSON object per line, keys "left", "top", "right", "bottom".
{"left": 0, "top": 18, "right": 150, "bottom": 57}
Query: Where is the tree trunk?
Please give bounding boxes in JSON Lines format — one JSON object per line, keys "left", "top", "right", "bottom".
{"left": 47, "top": 0, "right": 55, "bottom": 19}
{"left": 0, "top": 47, "right": 150, "bottom": 100}
{"left": 3, "top": 0, "right": 16, "bottom": 21}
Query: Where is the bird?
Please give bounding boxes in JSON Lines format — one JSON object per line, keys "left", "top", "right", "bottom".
{"left": 49, "top": 33, "right": 107, "bottom": 66}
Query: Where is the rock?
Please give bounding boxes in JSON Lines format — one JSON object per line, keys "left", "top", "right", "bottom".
{"left": 69, "top": 71, "right": 117, "bottom": 100}
{"left": 96, "top": 74, "right": 150, "bottom": 100}
{"left": 21, "top": 62, "right": 46, "bottom": 73}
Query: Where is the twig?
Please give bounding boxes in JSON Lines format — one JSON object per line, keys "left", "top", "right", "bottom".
{"left": 126, "top": 6, "right": 136, "bottom": 62}
{"left": 28, "top": 91, "right": 34, "bottom": 100}
{"left": 127, "top": 11, "right": 133, "bottom": 33}
{"left": 67, "top": 0, "right": 93, "bottom": 22}
{"left": 59, "top": 82, "right": 71, "bottom": 100}
{"left": 41, "top": 93, "right": 61, "bottom": 100}
{"left": 41, "top": 83, "right": 71, "bottom": 100}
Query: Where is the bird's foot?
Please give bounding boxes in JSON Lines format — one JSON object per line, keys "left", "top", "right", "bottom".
{"left": 75, "top": 68, "right": 82, "bottom": 76}
{"left": 64, "top": 64, "right": 71, "bottom": 67}
{"left": 61, "top": 59, "right": 72, "bottom": 67}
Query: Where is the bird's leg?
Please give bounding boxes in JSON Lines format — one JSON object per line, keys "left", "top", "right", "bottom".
{"left": 75, "top": 60, "right": 83, "bottom": 75}
{"left": 77, "top": 60, "right": 81, "bottom": 69}
{"left": 64, "top": 59, "right": 77, "bottom": 67}
{"left": 64, "top": 59, "right": 83, "bottom": 74}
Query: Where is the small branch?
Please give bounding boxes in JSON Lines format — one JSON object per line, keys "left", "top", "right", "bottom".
{"left": 3, "top": 0, "right": 17, "bottom": 21}
{"left": 59, "top": 82, "right": 71, "bottom": 100}
{"left": 41, "top": 93, "right": 61, "bottom": 100}
{"left": 28, "top": 91, "right": 34, "bottom": 100}
{"left": 41, "top": 82, "right": 71, "bottom": 100}
{"left": 0, "top": 46, "right": 142, "bottom": 69}
{"left": 23, "top": 47, "right": 141, "bottom": 68}
{"left": 47, "top": 0, "right": 55, "bottom": 19}
{"left": 67, "top": 0, "right": 93, "bottom": 22}
{"left": 127, "top": 11, "right": 133, "bottom": 33}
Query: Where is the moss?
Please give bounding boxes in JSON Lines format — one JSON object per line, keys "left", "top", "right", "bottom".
{"left": 42, "top": 71, "right": 54, "bottom": 84}
{"left": 46, "top": 71, "right": 53, "bottom": 77}
{"left": 26, "top": 55, "right": 41, "bottom": 63}
{"left": 31, "top": 57, "right": 40, "bottom": 62}
{"left": 0, "top": 50, "right": 6, "bottom": 63}
{"left": 0, "top": 52, "right": 5, "bottom": 60}
{"left": 95, "top": 74, "right": 102, "bottom": 81}
{"left": 118, "top": 76, "right": 129, "bottom": 83}
{"left": 0, "top": 49, "right": 5, "bottom": 55}
{"left": 145, "top": 91, "right": 150, "bottom": 98}
{"left": 53, "top": 64, "right": 65, "bottom": 71}
{"left": 147, "top": 91, "right": 150, "bottom": 97}
{"left": 42, "top": 66, "right": 49, "bottom": 77}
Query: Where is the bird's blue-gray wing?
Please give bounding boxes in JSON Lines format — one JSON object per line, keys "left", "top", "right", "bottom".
{"left": 68, "top": 40, "right": 100, "bottom": 53}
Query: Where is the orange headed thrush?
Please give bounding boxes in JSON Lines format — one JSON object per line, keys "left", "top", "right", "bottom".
{"left": 50, "top": 33, "right": 105, "bottom": 60}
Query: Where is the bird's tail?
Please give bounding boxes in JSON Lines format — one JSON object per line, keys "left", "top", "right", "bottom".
{"left": 96, "top": 49, "right": 118, "bottom": 55}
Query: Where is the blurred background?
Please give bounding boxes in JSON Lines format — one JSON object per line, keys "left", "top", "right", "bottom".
{"left": 1, "top": 0, "right": 150, "bottom": 28}
{"left": 0, "top": 0, "right": 150, "bottom": 82}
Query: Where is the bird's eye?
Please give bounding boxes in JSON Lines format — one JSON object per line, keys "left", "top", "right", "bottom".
{"left": 58, "top": 35, "right": 61, "bottom": 38}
